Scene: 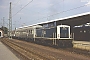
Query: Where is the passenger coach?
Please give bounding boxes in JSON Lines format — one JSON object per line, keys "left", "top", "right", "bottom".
{"left": 13, "top": 25, "right": 42, "bottom": 40}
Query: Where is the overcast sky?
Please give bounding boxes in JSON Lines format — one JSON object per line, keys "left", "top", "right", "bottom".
{"left": 0, "top": 0, "right": 90, "bottom": 29}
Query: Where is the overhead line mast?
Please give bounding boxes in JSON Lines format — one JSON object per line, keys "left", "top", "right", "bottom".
{"left": 9, "top": 2, "right": 12, "bottom": 38}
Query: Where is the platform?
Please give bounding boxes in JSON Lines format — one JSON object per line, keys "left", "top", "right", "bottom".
{"left": 0, "top": 41, "right": 20, "bottom": 60}
{"left": 73, "top": 41, "right": 90, "bottom": 51}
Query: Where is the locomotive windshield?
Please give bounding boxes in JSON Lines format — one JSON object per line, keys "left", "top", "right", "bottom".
{"left": 60, "top": 27, "right": 69, "bottom": 38}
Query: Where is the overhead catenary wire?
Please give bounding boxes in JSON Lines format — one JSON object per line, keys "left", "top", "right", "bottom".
{"left": 0, "top": 18, "right": 8, "bottom": 27}
{"left": 12, "top": 0, "right": 33, "bottom": 17}
{"left": 12, "top": 0, "right": 65, "bottom": 28}
{"left": 12, "top": 0, "right": 90, "bottom": 28}
{"left": 12, "top": 0, "right": 21, "bottom": 9}
{"left": 35, "top": 0, "right": 65, "bottom": 16}
{"left": 36, "top": 3, "right": 90, "bottom": 21}
{"left": 13, "top": 0, "right": 64, "bottom": 18}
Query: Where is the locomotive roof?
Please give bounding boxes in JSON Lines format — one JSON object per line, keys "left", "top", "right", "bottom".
{"left": 16, "top": 25, "right": 42, "bottom": 30}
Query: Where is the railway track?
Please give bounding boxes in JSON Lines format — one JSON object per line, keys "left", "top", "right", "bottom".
{"left": 62, "top": 48, "right": 90, "bottom": 57}
{"left": 1, "top": 38, "right": 50, "bottom": 60}
{"left": 12, "top": 39, "right": 90, "bottom": 57}
{"left": 1, "top": 38, "right": 90, "bottom": 60}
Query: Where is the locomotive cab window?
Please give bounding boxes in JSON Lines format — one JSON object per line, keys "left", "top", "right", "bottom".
{"left": 60, "top": 27, "right": 69, "bottom": 38}
{"left": 57, "top": 25, "right": 70, "bottom": 39}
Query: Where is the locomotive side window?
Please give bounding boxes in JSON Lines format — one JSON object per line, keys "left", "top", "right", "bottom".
{"left": 31, "top": 30, "right": 32, "bottom": 34}
{"left": 29, "top": 30, "right": 30, "bottom": 34}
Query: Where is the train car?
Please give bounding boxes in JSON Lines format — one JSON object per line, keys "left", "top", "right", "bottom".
{"left": 36, "top": 25, "right": 71, "bottom": 39}
{"left": 73, "top": 23, "right": 90, "bottom": 41}
{"left": 14, "top": 25, "right": 42, "bottom": 40}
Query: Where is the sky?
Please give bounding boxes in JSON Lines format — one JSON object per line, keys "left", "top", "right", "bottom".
{"left": 0, "top": 0, "right": 90, "bottom": 29}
